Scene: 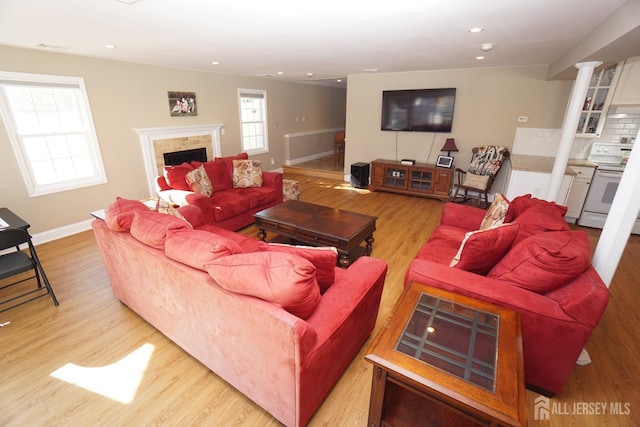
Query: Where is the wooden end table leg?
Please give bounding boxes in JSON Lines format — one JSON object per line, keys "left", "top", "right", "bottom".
{"left": 339, "top": 253, "right": 351, "bottom": 268}
{"left": 257, "top": 228, "right": 267, "bottom": 242}
{"left": 365, "top": 234, "right": 375, "bottom": 256}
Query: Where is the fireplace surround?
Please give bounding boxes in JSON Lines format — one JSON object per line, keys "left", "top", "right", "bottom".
{"left": 134, "top": 124, "right": 224, "bottom": 196}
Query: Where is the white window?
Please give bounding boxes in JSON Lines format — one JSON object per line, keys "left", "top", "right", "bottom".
{"left": 238, "top": 89, "right": 269, "bottom": 155}
{"left": 0, "top": 71, "right": 107, "bottom": 197}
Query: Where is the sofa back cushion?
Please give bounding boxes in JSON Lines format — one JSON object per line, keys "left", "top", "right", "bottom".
{"left": 165, "top": 229, "right": 244, "bottom": 270}
{"left": 130, "top": 210, "right": 192, "bottom": 249}
{"left": 449, "top": 222, "right": 520, "bottom": 275}
{"left": 506, "top": 194, "right": 568, "bottom": 222}
{"left": 205, "top": 252, "right": 321, "bottom": 319}
{"left": 259, "top": 243, "right": 337, "bottom": 292}
{"left": 104, "top": 197, "right": 150, "bottom": 232}
{"left": 487, "top": 230, "right": 591, "bottom": 293}
{"left": 512, "top": 203, "right": 570, "bottom": 244}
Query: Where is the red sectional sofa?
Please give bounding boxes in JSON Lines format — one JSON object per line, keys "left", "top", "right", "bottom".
{"left": 93, "top": 198, "right": 388, "bottom": 427}
{"left": 155, "top": 152, "right": 283, "bottom": 231}
{"left": 404, "top": 195, "right": 609, "bottom": 396}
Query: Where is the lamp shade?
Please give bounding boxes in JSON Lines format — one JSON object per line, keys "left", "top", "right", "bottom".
{"left": 441, "top": 138, "right": 458, "bottom": 154}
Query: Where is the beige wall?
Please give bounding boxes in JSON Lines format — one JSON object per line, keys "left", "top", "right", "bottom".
{"left": 344, "top": 66, "right": 573, "bottom": 173}
{"left": 0, "top": 45, "right": 346, "bottom": 234}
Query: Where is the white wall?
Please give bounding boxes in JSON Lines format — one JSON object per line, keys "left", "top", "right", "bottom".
{"left": 344, "top": 66, "right": 574, "bottom": 173}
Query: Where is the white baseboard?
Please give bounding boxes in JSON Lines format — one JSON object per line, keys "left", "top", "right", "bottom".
{"left": 31, "top": 219, "right": 94, "bottom": 246}
{"left": 0, "top": 218, "right": 93, "bottom": 255}
{"left": 285, "top": 150, "right": 334, "bottom": 166}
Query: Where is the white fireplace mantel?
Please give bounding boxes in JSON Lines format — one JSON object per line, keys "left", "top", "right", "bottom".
{"left": 134, "top": 124, "right": 225, "bottom": 196}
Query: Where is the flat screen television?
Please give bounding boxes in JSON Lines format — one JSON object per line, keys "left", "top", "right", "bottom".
{"left": 381, "top": 88, "right": 456, "bottom": 133}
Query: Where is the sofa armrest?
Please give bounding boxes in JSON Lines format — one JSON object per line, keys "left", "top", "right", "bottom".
{"left": 440, "top": 202, "right": 486, "bottom": 230}
{"left": 404, "top": 258, "right": 572, "bottom": 321}
{"left": 262, "top": 171, "right": 284, "bottom": 200}
{"left": 158, "top": 189, "right": 215, "bottom": 225}
{"left": 306, "top": 257, "right": 388, "bottom": 345}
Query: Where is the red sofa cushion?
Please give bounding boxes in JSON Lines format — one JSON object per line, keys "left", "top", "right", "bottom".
{"left": 488, "top": 230, "right": 591, "bottom": 293}
{"left": 204, "top": 153, "right": 249, "bottom": 191}
{"left": 163, "top": 162, "right": 194, "bottom": 191}
{"left": 512, "top": 203, "right": 570, "bottom": 244}
{"left": 449, "top": 222, "right": 520, "bottom": 275}
{"left": 205, "top": 252, "right": 321, "bottom": 319}
{"left": 506, "top": 194, "right": 568, "bottom": 222}
{"left": 202, "top": 159, "right": 232, "bottom": 192}
{"left": 209, "top": 191, "right": 252, "bottom": 222}
{"left": 259, "top": 243, "right": 337, "bottom": 292}
{"left": 416, "top": 225, "right": 467, "bottom": 264}
{"left": 130, "top": 210, "right": 192, "bottom": 249}
{"left": 165, "top": 229, "right": 244, "bottom": 271}
{"left": 104, "top": 197, "right": 149, "bottom": 232}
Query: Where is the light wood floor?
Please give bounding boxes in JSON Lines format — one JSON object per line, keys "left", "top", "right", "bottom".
{"left": 1, "top": 174, "right": 638, "bottom": 426}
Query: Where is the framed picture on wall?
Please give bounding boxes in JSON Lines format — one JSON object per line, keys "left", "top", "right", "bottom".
{"left": 168, "top": 91, "right": 197, "bottom": 116}
{"left": 436, "top": 155, "right": 454, "bottom": 168}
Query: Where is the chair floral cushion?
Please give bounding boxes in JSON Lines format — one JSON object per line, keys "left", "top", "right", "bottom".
{"left": 467, "top": 146, "right": 508, "bottom": 176}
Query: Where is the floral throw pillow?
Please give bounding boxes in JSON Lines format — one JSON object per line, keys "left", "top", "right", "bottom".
{"left": 480, "top": 193, "right": 510, "bottom": 230}
{"left": 186, "top": 165, "right": 213, "bottom": 197}
{"left": 232, "top": 159, "right": 263, "bottom": 188}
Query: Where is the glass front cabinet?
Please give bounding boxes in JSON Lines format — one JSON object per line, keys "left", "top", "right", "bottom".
{"left": 576, "top": 62, "right": 622, "bottom": 137}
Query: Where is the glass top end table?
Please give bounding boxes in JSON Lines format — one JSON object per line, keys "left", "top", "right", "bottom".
{"left": 395, "top": 292, "right": 498, "bottom": 392}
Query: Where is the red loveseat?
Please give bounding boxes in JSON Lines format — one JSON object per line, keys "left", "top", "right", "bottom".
{"left": 155, "top": 153, "right": 283, "bottom": 231}
{"left": 93, "top": 198, "right": 388, "bottom": 426}
{"left": 404, "top": 196, "right": 609, "bottom": 396}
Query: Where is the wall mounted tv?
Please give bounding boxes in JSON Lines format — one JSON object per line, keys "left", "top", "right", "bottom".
{"left": 381, "top": 88, "right": 456, "bottom": 133}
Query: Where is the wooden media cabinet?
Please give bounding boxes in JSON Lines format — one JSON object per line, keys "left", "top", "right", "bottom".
{"left": 369, "top": 159, "right": 453, "bottom": 201}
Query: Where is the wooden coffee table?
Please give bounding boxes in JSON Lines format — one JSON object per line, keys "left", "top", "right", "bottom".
{"left": 365, "top": 282, "right": 526, "bottom": 427}
{"left": 254, "top": 200, "right": 376, "bottom": 267}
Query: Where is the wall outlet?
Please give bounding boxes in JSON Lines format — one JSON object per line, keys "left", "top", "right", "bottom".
{"left": 517, "top": 115, "right": 529, "bottom": 123}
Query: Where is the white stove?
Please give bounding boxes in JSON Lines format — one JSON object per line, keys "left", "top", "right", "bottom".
{"left": 587, "top": 142, "right": 632, "bottom": 171}
{"left": 580, "top": 142, "right": 640, "bottom": 234}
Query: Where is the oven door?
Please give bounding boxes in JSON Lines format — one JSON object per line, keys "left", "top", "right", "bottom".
{"left": 582, "top": 169, "right": 622, "bottom": 215}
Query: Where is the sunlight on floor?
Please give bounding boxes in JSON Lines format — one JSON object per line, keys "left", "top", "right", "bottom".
{"left": 50, "top": 343, "right": 155, "bottom": 404}
{"left": 332, "top": 183, "right": 371, "bottom": 194}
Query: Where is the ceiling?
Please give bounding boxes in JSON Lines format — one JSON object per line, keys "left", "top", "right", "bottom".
{"left": 0, "top": 0, "right": 637, "bottom": 88}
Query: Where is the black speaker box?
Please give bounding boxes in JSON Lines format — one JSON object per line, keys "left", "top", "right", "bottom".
{"left": 350, "top": 162, "right": 370, "bottom": 189}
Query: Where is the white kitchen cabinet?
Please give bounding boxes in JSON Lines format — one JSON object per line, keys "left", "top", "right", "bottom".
{"left": 576, "top": 62, "right": 622, "bottom": 137}
{"left": 612, "top": 56, "right": 640, "bottom": 105}
{"left": 565, "top": 166, "right": 596, "bottom": 220}
{"left": 505, "top": 170, "right": 573, "bottom": 205}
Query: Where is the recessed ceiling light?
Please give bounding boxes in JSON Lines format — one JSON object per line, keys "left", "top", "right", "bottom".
{"left": 363, "top": 68, "right": 380, "bottom": 73}
{"left": 211, "top": 61, "right": 220, "bottom": 65}
{"left": 104, "top": 44, "right": 117, "bottom": 49}
{"left": 476, "top": 56, "right": 486, "bottom": 60}
{"left": 337, "top": 79, "right": 342, "bottom": 82}
{"left": 469, "top": 27, "right": 484, "bottom": 33}
{"left": 36, "top": 43, "right": 69, "bottom": 50}
{"left": 306, "top": 72, "right": 314, "bottom": 77}
{"left": 480, "top": 43, "right": 493, "bottom": 52}
{"left": 277, "top": 71, "right": 284, "bottom": 75}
